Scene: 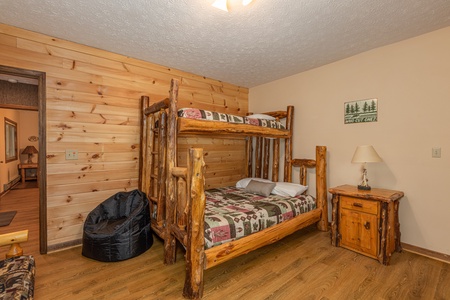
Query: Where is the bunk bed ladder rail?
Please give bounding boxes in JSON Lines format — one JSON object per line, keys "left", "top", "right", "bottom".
{"left": 140, "top": 96, "right": 169, "bottom": 238}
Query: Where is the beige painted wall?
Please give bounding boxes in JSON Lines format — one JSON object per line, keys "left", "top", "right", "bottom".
{"left": 18, "top": 110, "right": 39, "bottom": 164}
{"left": 250, "top": 26, "right": 450, "bottom": 255}
{"left": 0, "top": 109, "right": 39, "bottom": 191}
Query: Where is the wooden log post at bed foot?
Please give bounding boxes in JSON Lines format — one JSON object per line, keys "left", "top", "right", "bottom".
{"left": 315, "top": 146, "right": 328, "bottom": 231}
{"left": 183, "top": 148, "right": 206, "bottom": 299}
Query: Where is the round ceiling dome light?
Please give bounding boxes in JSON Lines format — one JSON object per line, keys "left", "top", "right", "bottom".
{"left": 212, "top": 0, "right": 253, "bottom": 12}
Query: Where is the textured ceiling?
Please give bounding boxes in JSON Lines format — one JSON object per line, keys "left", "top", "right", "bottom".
{"left": 1, "top": 0, "right": 450, "bottom": 87}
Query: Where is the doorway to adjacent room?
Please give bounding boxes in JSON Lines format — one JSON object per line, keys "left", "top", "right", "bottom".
{"left": 0, "top": 65, "right": 47, "bottom": 254}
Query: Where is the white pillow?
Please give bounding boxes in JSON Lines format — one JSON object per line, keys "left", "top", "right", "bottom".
{"left": 247, "top": 113, "right": 276, "bottom": 120}
{"left": 272, "top": 182, "right": 308, "bottom": 197}
{"left": 236, "top": 177, "right": 273, "bottom": 188}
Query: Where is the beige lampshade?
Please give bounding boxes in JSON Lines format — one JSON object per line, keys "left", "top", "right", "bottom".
{"left": 351, "top": 145, "right": 382, "bottom": 163}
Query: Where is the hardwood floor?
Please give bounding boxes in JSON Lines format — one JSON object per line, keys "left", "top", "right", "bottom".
{"left": 1, "top": 189, "right": 449, "bottom": 299}
{"left": 0, "top": 184, "right": 39, "bottom": 255}
{"left": 35, "top": 230, "right": 450, "bottom": 299}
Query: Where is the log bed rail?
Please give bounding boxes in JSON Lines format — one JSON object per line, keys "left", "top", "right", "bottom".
{"left": 139, "top": 79, "right": 328, "bottom": 299}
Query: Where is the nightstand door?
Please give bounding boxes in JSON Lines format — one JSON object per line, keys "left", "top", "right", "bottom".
{"left": 339, "top": 208, "right": 379, "bottom": 258}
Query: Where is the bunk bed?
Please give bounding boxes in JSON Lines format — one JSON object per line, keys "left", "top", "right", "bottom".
{"left": 139, "top": 79, "right": 328, "bottom": 299}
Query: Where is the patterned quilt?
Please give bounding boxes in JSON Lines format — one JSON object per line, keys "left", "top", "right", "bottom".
{"left": 0, "top": 255, "right": 35, "bottom": 299}
{"left": 178, "top": 108, "right": 286, "bottom": 130}
{"left": 204, "top": 187, "right": 316, "bottom": 249}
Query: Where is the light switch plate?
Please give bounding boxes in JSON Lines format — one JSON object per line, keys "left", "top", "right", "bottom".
{"left": 432, "top": 147, "right": 441, "bottom": 158}
{"left": 65, "top": 149, "right": 78, "bottom": 160}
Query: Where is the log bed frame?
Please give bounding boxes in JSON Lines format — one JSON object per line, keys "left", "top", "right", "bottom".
{"left": 139, "top": 79, "right": 328, "bottom": 299}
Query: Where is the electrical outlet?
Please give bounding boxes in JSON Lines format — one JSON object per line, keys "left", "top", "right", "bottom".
{"left": 432, "top": 147, "right": 441, "bottom": 158}
{"left": 65, "top": 149, "right": 78, "bottom": 160}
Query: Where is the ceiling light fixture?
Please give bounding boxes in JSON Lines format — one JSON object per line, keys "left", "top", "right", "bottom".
{"left": 212, "top": 0, "right": 228, "bottom": 11}
{"left": 212, "top": 0, "right": 253, "bottom": 12}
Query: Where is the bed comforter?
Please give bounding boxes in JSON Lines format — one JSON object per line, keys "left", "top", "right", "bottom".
{"left": 204, "top": 187, "right": 316, "bottom": 249}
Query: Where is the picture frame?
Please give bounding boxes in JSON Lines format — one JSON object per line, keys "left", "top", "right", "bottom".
{"left": 344, "top": 98, "right": 378, "bottom": 124}
{"left": 4, "top": 117, "right": 18, "bottom": 163}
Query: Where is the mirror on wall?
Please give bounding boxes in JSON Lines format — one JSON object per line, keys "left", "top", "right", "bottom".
{"left": 4, "top": 117, "right": 18, "bottom": 163}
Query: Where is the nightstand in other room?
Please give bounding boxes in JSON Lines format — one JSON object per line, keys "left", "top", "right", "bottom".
{"left": 329, "top": 184, "right": 404, "bottom": 265}
{"left": 18, "top": 163, "right": 38, "bottom": 184}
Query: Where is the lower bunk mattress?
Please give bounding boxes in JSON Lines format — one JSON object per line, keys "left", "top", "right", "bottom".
{"left": 204, "top": 187, "right": 316, "bottom": 249}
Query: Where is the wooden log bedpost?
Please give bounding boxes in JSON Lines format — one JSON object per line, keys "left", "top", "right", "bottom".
{"left": 183, "top": 148, "right": 206, "bottom": 299}
{"left": 157, "top": 112, "right": 167, "bottom": 229}
{"left": 139, "top": 96, "right": 150, "bottom": 191}
{"left": 245, "top": 137, "right": 253, "bottom": 178}
{"left": 284, "top": 106, "right": 294, "bottom": 182}
{"left": 263, "top": 138, "right": 270, "bottom": 179}
{"left": 315, "top": 145, "right": 328, "bottom": 231}
{"left": 255, "top": 137, "right": 262, "bottom": 178}
{"left": 272, "top": 138, "right": 280, "bottom": 182}
{"left": 164, "top": 79, "right": 179, "bottom": 265}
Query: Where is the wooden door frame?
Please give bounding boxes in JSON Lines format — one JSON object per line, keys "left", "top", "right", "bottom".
{"left": 0, "top": 65, "right": 47, "bottom": 254}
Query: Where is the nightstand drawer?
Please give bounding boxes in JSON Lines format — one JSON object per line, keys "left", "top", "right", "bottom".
{"left": 340, "top": 196, "right": 378, "bottom": 215}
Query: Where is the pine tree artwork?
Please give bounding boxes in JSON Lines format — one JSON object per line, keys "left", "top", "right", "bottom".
{"left": 344, "top": 98, "right": 378, "bottom": 124}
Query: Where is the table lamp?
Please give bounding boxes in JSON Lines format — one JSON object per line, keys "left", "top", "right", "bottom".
{"left": 351, "top": 145, "right": 382, "bottom": 190}
{"left": 22, "top": 146, "right": 38, "bottom": 164}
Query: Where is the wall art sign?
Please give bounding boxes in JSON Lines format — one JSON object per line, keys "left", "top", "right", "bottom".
{"left": 344, "top": 98, "right": 378, "bottom": 124}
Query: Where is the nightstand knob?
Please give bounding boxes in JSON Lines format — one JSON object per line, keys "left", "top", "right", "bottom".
{"left": 353, "top": 202, "right": 363, "bottom": 208}
{"left": 364, "top": 222, "right": 370, "bottom": 230}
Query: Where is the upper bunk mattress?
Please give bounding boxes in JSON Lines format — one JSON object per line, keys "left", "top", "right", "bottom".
{"left": 178, "top": 108, "right": 286, "bottom": 130}
{"left": 204, "top": 187, "right": 316, "bottom": 249}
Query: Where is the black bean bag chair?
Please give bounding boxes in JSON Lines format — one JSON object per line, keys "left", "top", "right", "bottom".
{"left": 82, "top": 189, "right": 153, "bottom": 262}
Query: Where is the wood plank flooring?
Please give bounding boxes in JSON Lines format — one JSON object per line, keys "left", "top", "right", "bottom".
{"left": 1, "top": 188, "right": 449, "bottom": 299}
{"left": 34, "top": 230, "right": 450, "bottom": 299}
{"left": 0, "top": 184, "right": 39, "bottom": 255}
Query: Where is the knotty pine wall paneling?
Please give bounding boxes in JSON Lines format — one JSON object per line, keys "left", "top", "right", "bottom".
{"left": 0, "top": 24, "right": 248, "bottom": 249}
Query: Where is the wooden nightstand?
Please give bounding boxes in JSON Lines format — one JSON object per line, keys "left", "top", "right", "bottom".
{"left": 18, "top": 163, "right": 38, "bottom": 184}
{"left": 329, "top": 185, "right": 404, "bottom": 265}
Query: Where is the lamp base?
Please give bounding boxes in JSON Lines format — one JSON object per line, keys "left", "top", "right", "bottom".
{"left": 357, "top": 185, "right": 371, "bottom": 190}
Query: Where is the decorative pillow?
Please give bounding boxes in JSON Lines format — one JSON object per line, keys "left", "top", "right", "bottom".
{"left": 272, "top": 182, "right": 308, "bottom": 197}
{"left": 247, "top": 113, "right": 276, "bottom": 120}
{"left": 244, "top": 180, "right": 276, "bottom": 197}
{"left": 236, "top": 177, "right": 273, "bottom": 188}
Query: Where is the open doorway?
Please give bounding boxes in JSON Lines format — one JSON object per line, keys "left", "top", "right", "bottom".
{"left": 0, "top": 65, "right": 47, "bottom": 254}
